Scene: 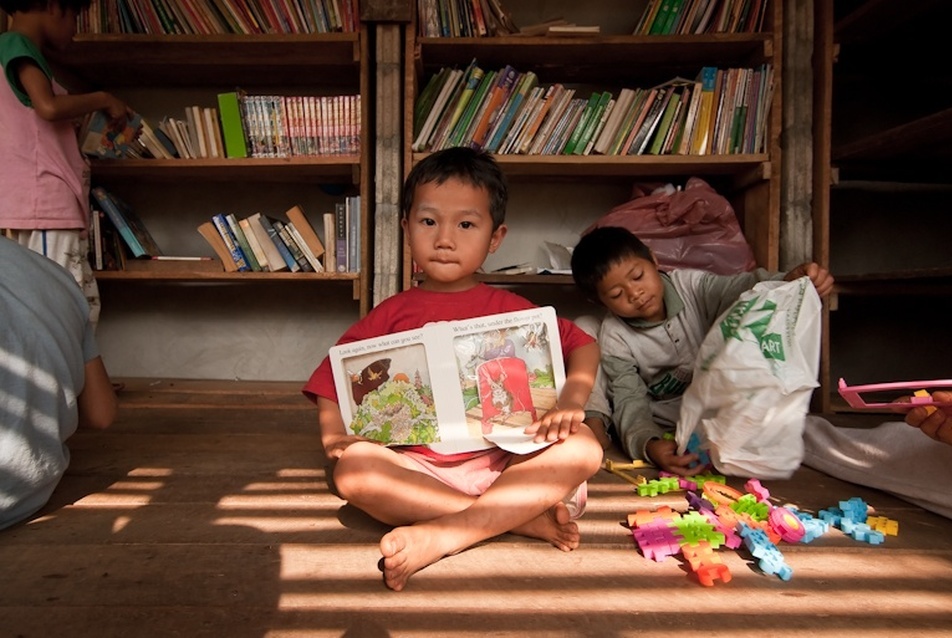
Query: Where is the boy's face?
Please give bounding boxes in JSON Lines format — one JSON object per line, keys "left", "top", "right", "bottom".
{"left": 403, "top": 177, "right": 506, "bottom": 293}
{"left": 595, "top": 254, "right": 666, "bottom": 323}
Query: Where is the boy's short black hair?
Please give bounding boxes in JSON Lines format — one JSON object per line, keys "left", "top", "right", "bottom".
{"left": 571, "top": 226, "right": 654, "bottom": 301}
{"left": 0, "top": 0, "right": 90, "bottom": 13}
{"left": 402, "top": 147, "right": 508, "bottom": 230}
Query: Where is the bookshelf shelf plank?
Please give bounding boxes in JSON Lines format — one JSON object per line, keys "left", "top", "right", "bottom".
{"left": 90, "top": 157, "right": 361, "bottom": 183}
{"left": 416, "top": 34, "right": 773, "bottom": 84}
{"left": 833, "top": 267, "right": 952, "bottom": 296}
{"left": 59, "top": 34, "right": 361, "bottom": 87}
{"left": 410, "top": 154, "right": 769, "bottom": 179}
{"left": 832, "top": 107, "right": 952, "bottom": 162}
{"left": 96, "top": 270, "right": 360, "bottom": 282}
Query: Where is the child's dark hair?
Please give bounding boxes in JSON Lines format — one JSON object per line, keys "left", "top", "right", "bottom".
{"left": 571, "top": 226, "right": 654, "bottom": 301}
{"left": 0, "top": 0, "right": 90, "bottom": 12}
{"left": 402, "top": 147, "right": 508, "bottom": 230}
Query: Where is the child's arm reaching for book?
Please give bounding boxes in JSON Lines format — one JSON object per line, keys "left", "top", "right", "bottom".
{"left": 526, "top": 341, "right": 600, "bottom": 443}
{"left": 317, "top": 396, "right": 382, "bottom": 460}
{"left": 15, "top": 59, "right": 129, "bottom": 124}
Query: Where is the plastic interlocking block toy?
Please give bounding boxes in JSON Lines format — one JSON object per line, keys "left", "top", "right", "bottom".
{"left": 739, "top": 523, "right": 793, "bottom": 581}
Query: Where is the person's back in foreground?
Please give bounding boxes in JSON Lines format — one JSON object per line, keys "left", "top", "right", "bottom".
{"left": 572, "top": 225, "right": 834, "bottom": 475}
{"left": 303, "top": 147, "right": 602, "bottom": 591}
{"left": 0, "top": 236, "right": 117, "bottom": 530}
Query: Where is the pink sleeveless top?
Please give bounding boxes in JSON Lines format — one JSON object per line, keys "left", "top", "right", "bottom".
{"left": 0, "top": 32, "right": 90, "bottom": 230}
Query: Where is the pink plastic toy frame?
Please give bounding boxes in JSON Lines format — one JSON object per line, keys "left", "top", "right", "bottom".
{"left": 838, "top": 378, "right": 952, "bottom": 411}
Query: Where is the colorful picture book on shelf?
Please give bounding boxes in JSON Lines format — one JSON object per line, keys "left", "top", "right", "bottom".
{"left": 90, "top": 186, "right": 162, "bottom": 258}
{"left": 329, "top": 306, "right": 565, "bottom": 456}
{"left": 80, "top": 110, "right": 144, "bottom": 159}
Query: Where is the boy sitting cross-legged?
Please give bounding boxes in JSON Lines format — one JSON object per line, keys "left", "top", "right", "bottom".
{"left": 303, "top": 147, "right": 603, "bottom": 592}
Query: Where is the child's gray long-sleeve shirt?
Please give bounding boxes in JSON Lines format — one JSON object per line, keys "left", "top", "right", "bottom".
{"left": 597, "top": 268, "right": 783, "bottom": 461}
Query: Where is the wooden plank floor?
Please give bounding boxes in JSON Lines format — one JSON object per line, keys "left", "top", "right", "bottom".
{"left": 3, "top": 379, "right": 952, "bottom": 637}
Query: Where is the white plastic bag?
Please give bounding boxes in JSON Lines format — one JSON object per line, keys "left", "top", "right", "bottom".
{"left": 676, "top": 278, "right": 822, "bottom": 479}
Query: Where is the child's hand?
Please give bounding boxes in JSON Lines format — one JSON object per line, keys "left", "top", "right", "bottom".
{"left": 101, "top": 92, "right": 131, "bottom": 126}
{"left": 905, "top": 390, "right": 952, "bottom": 446}
{"left": 322, "top": 433, "right": 381, "bottom": 460}
{"left": 646, "top": 438, "right": 705, "bottom": 476}
{"left": 527, "top": 405, "right": 586, "bottom": 443}
{"left": 785, "top": 262, "right": 835, "bottom": 298}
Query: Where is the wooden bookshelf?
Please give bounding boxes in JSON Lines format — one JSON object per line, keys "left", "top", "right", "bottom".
{"left": 59, "top": 31, "right": 372, "bottom": 315}
{"left": 43, "top": 17, "right": 375, "bottom": 380}
{"left": 403, "top": 2, "right": 784, "bottom": 290}
{"left": 814, "top": 0, "right": 952, "bottom": 411}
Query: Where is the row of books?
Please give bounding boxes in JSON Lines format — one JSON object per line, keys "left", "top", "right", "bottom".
{"left": 78, "top": 0, "right": 359, "bottom": 35}
{"left": 222, "top": 93, "right": 361, "bottom": 158}
{"left": 634, "top": 0, "right": 770, "bottom": 36}
{"left": 413, "top": 60, "right": 773, "bottom": 157}
{"left": 416, "top": 0, "right": 517, "bottom": 38}
{"left": 80, "top": 92, "right": 360, "bottom": 161}
{"left": 87, "top": 184, "right": 361, "bottom": 274}
{"left": 197, "top": 198, "right": 360, "bottom": 273}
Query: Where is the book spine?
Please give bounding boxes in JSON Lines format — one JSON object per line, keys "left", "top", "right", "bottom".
{"left": 323, "top": 211, "right": 336, "bottom": 272}
{"left": 562, "top": 92, "right": 600, "bottom": 155}
{"left": 217, "top": 91, "right": 249, "bottom": 158}
{"left": 285, "top": 205, "right": 325, "bottom": 259}
{"left": 274, "top": 219, "right": 313, "bottom": 272}
{"left": 576, "top": 91, "right": 613, "bottom": 155}
{"left": 335, "top": 201, "right": 347, "bottom": 273}
{"left": 196, "top": 221, "right": 238, "bottom": 272}
{"left": 470, "top": 65, "right": 518, "bottom": 150}
{"left": 259, "top": 215, "right": 299, "bottom": 271}
{"left": 286, "top": 222, "right": 323, "bottom": 271}
{"left": 225, "top": 213, "right": 260, "bottom": 270}
{"left": 347, "top": 195, "right": 360, "bottom": 273}
{"left": 239, "top": 217, "right": 270, "bottom": 271}
{"left": 211, "top": 213, "right": 251, "bottom": 271}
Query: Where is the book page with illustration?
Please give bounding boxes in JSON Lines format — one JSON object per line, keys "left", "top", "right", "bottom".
{"left": 330, "top": 307, "right": 566, "bottom": 455}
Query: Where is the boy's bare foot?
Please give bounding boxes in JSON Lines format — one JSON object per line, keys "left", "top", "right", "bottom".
{"left": 380, "top": 524, "right": 456, "bottom": 592}
{"left": 378, "top": 502, "right": 581, "bottom": 591}
{"left": 511, "top": 501, "right": 580, "bottom": 552}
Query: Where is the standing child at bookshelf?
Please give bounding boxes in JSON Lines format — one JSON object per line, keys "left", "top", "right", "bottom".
{"left": 303, "top": 147, "right": 603, "bottom": 592}
{"left": 0, "top": 0, "right": 130, "bottom": 325}
{"left": 571, "top": 225, "right": 834, "bottom": 475}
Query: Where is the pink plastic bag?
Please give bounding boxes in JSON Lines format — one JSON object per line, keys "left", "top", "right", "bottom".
{"left": 583, "top": 178, "right": 756, "bottom": 275}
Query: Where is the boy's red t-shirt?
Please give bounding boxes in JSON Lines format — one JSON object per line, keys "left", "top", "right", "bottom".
{"left": 303, "top": 283, "right": 592, "bottom": 404}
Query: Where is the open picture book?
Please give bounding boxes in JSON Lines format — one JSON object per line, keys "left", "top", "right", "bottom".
{"left": 330, "top": 307, "right": 566, "bottom": 456}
